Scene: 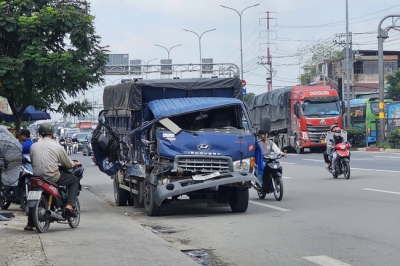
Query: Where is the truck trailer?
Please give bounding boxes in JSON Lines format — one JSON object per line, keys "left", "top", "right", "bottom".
{"left": 248, "top": 85, "right": 343, "bottom": 154}
{"left": 92, "top": 77, "right": 265, "bottom": 216}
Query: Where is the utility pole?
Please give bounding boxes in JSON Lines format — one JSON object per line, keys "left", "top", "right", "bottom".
{"left": 260, "top": 11, "right": 275, "bottom": 91}
{"left": 345, "top": 0, "right": 351, "bottom": 129}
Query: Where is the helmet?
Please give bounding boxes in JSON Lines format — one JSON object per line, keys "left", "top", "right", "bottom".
{"left": 330, "top": 124, "right": 338, "bottom": 132}
{"left": 38, "top": 122, "right": 54, "bottom": 136}
{"left": 334, "top": 127, "right": 341, "bottom": 137}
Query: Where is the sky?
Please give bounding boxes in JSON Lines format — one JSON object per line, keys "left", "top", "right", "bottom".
{"left": 55, "top": 0, "right": 400, "bottom": 121}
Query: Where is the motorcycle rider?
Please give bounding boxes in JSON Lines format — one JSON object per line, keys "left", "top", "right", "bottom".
{"left": 323, "top": 125, "right": 338, "bottom": 169}
{"left": 71, "top": 134, "right": 79, "bottom": 153}
{"left": 328, "top": 127, "right": 347, "bottom": 174}
{"left": 26, "top": 122, "right": 81, "bottom": 231}
{"left": 19, "top": 129, "right": 34, "bottom": 155}
{"left": 255, "top": 130, "right": 287, "bottom": 192}
{"left": 59, "top": 135, "right": 66, "bottom": 151}
{"left": 66, "top": 135, "right": 72, "bottom": 154}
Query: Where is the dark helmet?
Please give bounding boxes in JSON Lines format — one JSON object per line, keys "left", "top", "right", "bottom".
{"left": 38, "top": 122, "right": 54, "bottom": 136}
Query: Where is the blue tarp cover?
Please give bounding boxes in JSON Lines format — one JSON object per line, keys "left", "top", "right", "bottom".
{"left": 148, "top": 97, "right": 243, "bottom": 119}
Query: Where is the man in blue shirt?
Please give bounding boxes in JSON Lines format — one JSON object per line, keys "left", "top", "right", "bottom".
{"left": 19, "top": 129, "right": 34, "bottom": 154}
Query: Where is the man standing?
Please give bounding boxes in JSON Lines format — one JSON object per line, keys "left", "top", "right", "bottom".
{"left": 19, "top": 129, "right": 34, "bottom": 154}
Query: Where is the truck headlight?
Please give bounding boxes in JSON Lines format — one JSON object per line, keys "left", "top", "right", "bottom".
{"left": 301, "top": 132, "right": 308, "bottom": 139}
{"left": 233, "top": 158, "right": 250, "bottom": 173}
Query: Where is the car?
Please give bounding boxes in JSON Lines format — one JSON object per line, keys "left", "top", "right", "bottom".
{"left": 82, "top": 136, "right": 93, "bottom": 156}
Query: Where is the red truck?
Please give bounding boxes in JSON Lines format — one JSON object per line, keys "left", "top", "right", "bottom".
{"left": 77, "top": 121, "right": 92, "bottom": 132}
{"left": 248, "top": 85, "right": 343, "bottom": 153}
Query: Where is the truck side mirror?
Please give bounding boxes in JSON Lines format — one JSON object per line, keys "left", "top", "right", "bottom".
{"left": 259, "top": 116, "right": 271, "bottom": 134}
{"left": 294, "top": 103, "right": 299, "bottom": 117}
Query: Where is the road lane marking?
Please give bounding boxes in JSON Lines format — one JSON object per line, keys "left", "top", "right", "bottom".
{"left": 374, "top": 156, "right": 400, "bottom": 159}
{"left": 303, "top": 159, "right": 324, "bottom": 162}
{"left": 249, "top": 200, "right": 290, "bottom": 212}
{"left": 303, "top": 255, "right": 352, "bottom": 266}
{"left": 352, "top": 168, "right": 400, "bottom": 173}
{"left": 283, "top": 176, "right": 292, "bottom": 179}
{"left": 280, "top": 162, "right": 297, "bottom": 165}
{"left": 363, "top": 188, "right": 400, "bottom": 195}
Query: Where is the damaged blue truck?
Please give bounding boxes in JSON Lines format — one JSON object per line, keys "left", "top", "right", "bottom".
{"left": 93, "top": 77, "right": 266, "bottom": 216}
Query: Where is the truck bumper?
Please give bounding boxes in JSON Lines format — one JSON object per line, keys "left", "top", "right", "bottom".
{"left": 153, "top": 172, "right": 258, "bottom": 206}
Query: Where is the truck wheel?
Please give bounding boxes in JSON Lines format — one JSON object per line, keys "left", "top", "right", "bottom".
{"left": 113, "top": 178, "right": 128, "bottom": 206}
{"left": 144, "top": 183, "right": 160, "bottom": 216}
{"left": 229, "top": 187, "right": 249, "bottom": 213}
{"left": 295, "top": 137, "right": 304, "bottom": 154}
{"left": 127, "top": 193, "right": 134, "bottom": 206}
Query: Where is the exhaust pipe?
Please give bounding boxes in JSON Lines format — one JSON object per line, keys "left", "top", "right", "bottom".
{"left": 45, "top": 209, "right": 65, "bottom": 221}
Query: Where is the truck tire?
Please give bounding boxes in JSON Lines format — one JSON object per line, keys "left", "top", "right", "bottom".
{"left": 229, "top": 187, "right": 249, "bottom": 213}
{"left": 144, "top": 183, "right": 160, "bottom": 216}
{"left": 295, "top": 136, "right": 304, "bottom": 154}
{"left": 113, "top": 178, "right": 128, "bottom": 206}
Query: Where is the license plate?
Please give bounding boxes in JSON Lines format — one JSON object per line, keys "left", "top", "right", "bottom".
{"left": 321, "top": 139, "right": 326, "bottom": 144}
{"left": 27, "top": 191, "right": 42, "bottom": 200}
{"left": 192, "top": 172, "right": 221, "bottom": 181}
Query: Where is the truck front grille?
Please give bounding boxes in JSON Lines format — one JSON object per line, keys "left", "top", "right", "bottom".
{"left": 306, "top": 125, "right": 331, "bottom": 143}
{"left": 174, "top": 155, "right": 232, "bottom": 173}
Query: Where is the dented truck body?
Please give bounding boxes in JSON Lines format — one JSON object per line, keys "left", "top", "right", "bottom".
{"left": 95, "top": 77, "right": 259, "bottom": 216}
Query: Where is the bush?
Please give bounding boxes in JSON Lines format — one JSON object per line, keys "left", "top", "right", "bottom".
{"left": 378, "top": 141, "right": 391, "bottom": 149}
{"left": 387, "top": 128, "right": 400, "bottom": 149}
{"left": 345, "top": 127, "right": 366, "bottom": 147}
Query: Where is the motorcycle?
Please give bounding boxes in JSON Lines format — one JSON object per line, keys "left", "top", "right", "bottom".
{"left": 66, "top": 142, "right": 72, "bottom": 155}
{"left": 251, "top": 153, "right": 284, "bottom": 201}
{"left": 0, "top": 155, "right": 33, "bottom": 210}
{"left": 24, "top": 162, "right": 84, "bottom": 233}
{"left": 327, "top": 142, "right": 351, "bottom": 179}
{"left": 72, "top": 141, "right": 78, "bottom": 154}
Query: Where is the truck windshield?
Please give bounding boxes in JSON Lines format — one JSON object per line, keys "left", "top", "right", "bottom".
{"left": 302, "top": 101, "right": 340, "bottom": 117}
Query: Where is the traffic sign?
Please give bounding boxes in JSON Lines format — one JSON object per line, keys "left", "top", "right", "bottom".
{"left": 241, "top": 80, "right": 246, "bottom": 87}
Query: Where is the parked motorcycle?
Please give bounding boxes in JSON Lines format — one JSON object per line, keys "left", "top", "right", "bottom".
{"left": 251, "top": 153, "right": 284, "bottom": 201}
{"left": 0, "top": 155, "right": 33, "bottom": 210}
{"left": 327, "top": 142, "right": 351, "bottom": 179}
{"left": 25, "top": 162, "right": 84, "bottom": 233}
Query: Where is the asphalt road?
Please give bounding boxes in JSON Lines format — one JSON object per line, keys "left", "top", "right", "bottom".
{"left": 1, "top": 150, "right": 399, "bottom": 266}
{"left": 85, "top": 150, "right": 400, "bottom": 266}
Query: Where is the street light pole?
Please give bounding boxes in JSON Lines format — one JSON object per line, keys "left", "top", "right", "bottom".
{"left": 154, "top": 44, "right": 182, "bottom": 59}
{"left": 183, "top": 28, "right": 216, "bottom": 77}
{"left": 220, "top": 3, "right": 259, "bottom": 81}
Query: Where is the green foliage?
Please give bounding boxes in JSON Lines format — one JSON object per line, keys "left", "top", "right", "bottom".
{"left": 0, "top": 0, "right": 108, "bottom": 132}
{"left": 387, "top": 128, "right": 400, "bottom": 148}
{"left": 386, "top": 69, "right": 400, "bottom": 100}
{"left": 345, "top": 127, "right": 366, "bottom": 147}
{"left": 243, "top": 92, "right": 255, "bottom": 104}
{"left": 297, "top": 41, "right": 343, "bottom": 85}
{"left": 378, "top": 141, "right": 391, "bottom": 149}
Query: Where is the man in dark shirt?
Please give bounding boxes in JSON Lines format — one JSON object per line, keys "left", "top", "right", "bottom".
{"left": 19, "top": 129, "right": 34, "bottom": 154}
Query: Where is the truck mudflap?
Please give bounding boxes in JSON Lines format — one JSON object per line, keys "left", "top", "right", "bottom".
{"left": 153, "top": 172, "right": 258, "bottom": 206}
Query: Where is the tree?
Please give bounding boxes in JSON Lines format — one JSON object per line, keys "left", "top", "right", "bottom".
{"left": 386, "top": 69, "right": 400, "bottom": 99}
{"left": 243, "top": 92, "right": 255, "bottom": 104}
{"left": 297, "top": 40, "right": 343, "bottom": 85}
{"left": 0, "top": 0, "right": 108, "bottom": 132}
